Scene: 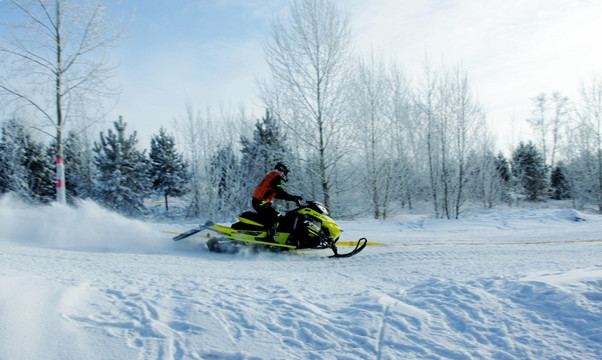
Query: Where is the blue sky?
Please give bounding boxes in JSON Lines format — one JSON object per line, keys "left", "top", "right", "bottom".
{"left": 2, "top": 0, "right": 602, "bottom": 149}
{"left": 108, "top": 1, "right": 288, "bottom": 143}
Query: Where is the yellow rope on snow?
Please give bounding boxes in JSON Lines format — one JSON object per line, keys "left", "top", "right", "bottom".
{"left": 163, "top": 230, "right": 602, "bottom": 247}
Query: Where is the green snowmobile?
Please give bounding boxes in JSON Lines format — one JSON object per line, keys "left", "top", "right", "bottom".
{"left": 173, "top": 200, "right": 367, "bottom": 258}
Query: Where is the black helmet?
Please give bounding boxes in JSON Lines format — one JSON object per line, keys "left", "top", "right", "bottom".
{"left": 274, "top": 162, "right": 289, "bottom": 178}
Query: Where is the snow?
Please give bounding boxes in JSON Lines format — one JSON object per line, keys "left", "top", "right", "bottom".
{"left": 1, "top": 195, "right": 601, "bottom": 359}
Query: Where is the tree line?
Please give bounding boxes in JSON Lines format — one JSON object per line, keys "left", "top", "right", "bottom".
{"left": 0, "top": 96, "right": 598, "bottom": 219}
{"left": 1, "top": 0, "right": 601, "bottom": 218}
{"left": 0, "top": 117, "right": 188, "bottom": 216}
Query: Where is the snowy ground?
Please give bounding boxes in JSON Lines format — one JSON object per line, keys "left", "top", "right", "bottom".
{"left": 1, "top": 195, "right": 601, "bottom": 360}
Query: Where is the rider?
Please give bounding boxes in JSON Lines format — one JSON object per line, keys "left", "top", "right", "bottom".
{"left": 252, "top": 162, "right": 302, "bottom": 242}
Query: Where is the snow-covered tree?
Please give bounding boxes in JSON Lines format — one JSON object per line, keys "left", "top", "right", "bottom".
{"left": 62, "top": 131, "right": 96, "bottom": 202}
{"left": 149, "top": 127, "right": 189, "bottom": 212}
{"left": 174, "top": 104, "right": 234, "bottom": 218}
{"left": 93, "top": 116, "right": 150, "bottom": 216}
{"left": 415, "top": 62, "right": 487, "bottom": 218}
{"left": 551, "top": 163, "right": 570, "bottom": 200}
{"left": 512, "top": 141, "right": 548, "bottom": 201}
{"left": 209, "top": 143, "right": 246, "bottom": 217}
{"left": 348, "top": 53, "right": 393, "bottom": 218}
{"left": 468, "top": 145, "right": 507, "bottom": 209}
{"left": 25, "top": 141, "right": 55, "bottom": 203}
{"left": 527, "top": 92, "right": 570, "bottom": 171}
{"left": 573, "top": 75, "right": 602, "bottom": 211}
{"left": 261, "top": 0, "right": 352, "bottom": 211}
{"left": 494, "top": 152, "right": 512, "bottom": 204}
{"left": 0, "top": 0, "right": 127, "bottom": 203}
{"left": 174, "top": 104, "right": 207, "bottom": 218}
{"left": 0, "top": 119, "right": 32, "bottom": 199}
{"left": 0, "top": 118, "right": 54, "bottom": 203}
{"left": 565, "top": 151, "right": 597, "bottom": 209}
{"left": 240, "top": 110, "right": 290, "bottom": 196}
{"left": 386, "top": 64, "right": 419, "bottom": 211}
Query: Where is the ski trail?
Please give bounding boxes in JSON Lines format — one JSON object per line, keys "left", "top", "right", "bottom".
{"left": 375, "top": 301, "right": 390, "bottom": 360}
{"left": 62, "top": 283, "right": 236, "bottom": 360}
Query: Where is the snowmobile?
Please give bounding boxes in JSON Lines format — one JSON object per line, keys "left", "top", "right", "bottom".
{"left": 172, "top": 200, "right": 367, "bottom": 258}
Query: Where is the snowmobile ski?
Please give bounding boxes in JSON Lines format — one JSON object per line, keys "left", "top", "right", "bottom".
{"left": 329, "top": 238, "right": 367, "bottom": 258}
{"left": 172, "top": 225, "right": 206, "bottom": 241}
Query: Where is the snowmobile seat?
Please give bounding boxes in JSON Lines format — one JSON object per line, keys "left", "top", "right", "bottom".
{"left": 239, "top": 211, "right": 265, "bottom": 225}
{"left": 231, "top": 211, "right": 267, "bottom": 230}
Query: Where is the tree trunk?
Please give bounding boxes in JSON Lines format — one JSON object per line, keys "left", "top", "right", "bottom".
{"left": 427, "top": 133, "right": 439, "bottom": 218}
{"left": 55, "top": 1, "right": 66, "bottom": 204}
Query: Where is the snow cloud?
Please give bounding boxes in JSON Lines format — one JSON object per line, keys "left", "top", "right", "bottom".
{"left": 0, "top": 194, "right": 169, "bottom": 252}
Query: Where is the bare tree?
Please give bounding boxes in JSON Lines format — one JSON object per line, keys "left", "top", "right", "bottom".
{"left": 261, "top": 0, "right": 352, "bottom": 210}
{"left": 0, "top": 0, "right": 127, "bottom": 203}
{"left": 416, "top": 61, "right": 486, "bottom": 218}
{"left": 174, "top": 103, "right": 216, "bottom": 219}
{"left": 386, "top": 63, "right": 417, "bottom": 211}
{"left": 549, "top": 92, "right": 570, "bottom": 171}
{"left": 575, "top": 75, "right": 602, "bottom": 211}
{"left": 449, "top": 67, "right": 486, "bottom": 218}
{"left": 348, "top": 52, "right": 391, "bottom": 218}
{"left": 527, "top": 91, "right": 570, "bottom": 171}
{"left": 174, "top": 103, "right": 252, "bottom": 219}
{"left": 528, "top": 93, "right": 549, "bottom": 166}
{"left": 415, "top": 60, "right": 443, "bottom": 217}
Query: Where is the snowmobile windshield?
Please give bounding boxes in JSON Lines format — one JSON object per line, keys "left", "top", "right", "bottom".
{"left": 308, "top": 201, "right": 329, "bottom": 215}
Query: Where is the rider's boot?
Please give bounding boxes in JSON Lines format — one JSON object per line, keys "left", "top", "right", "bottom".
{"left": 264, "top": 223, "right": 277, "bottom": 243}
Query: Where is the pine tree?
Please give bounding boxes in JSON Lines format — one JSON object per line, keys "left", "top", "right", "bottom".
{"left": 63, "top": 131, "right": 96, "bottom": 202}
{"left": 0, "top": 119, "right": 54, "bottom": 203}
{"left": 551, "top": 163, "right": 570, "bottom": 200}
{"left": 240, "top": 110, "right": 289, "bottom": 174}
{"left": 511, "top": 142, "right": 548, "bottom": 201}
{"left": 240, "top": 109, "right": 290, "bottom": 194}
{"left": 0, "top": 119, "right": 30, "bottom": 199}
{"left": 93, "top": 116, "right": 151, "bottom": 216}
{"left": 494, "top": 152, "right": 512, "bottom": 203}
{"left": 210, "top": 143, "right": 245, "bottom": 216}
{"left": 494, "top": 152, "right": 511, "bottom": 184}
{"left": 149, "top": 127, "right": 189, "bottom": 212}
{"left": 24, "top": 141, "right": 55, "bottom": 203}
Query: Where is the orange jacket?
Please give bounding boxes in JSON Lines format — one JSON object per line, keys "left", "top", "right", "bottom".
{"left": 253, "top": 171, "right": 293, "bottom": 204}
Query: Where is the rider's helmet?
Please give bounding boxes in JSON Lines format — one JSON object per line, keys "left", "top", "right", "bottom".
{"left": 274, "top": 162, "right": 289, "bottom": 181}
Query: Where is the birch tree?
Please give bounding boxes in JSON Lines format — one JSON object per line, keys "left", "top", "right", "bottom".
{"left": 348, "top": 54, "right": 391, "bottom": 218}
{"left": 574, "top": 75, "right": 602, "bottom": 211}
{"left": 448, "top": 68, "right": 486, "bottom": 218}
{"left": 174, "top": 104, "right": 214, "bottom": 218}
{"left": 415, "top": 61, "right": 442, "bottom": 217}
{"left": 0, "top": 0, "right": 126, "bottom": 204}
{"left": 386, "top": 64, "right": 418, "bottom": 210}
{"left": 261, "top": 0, "right": 352, "bottom": 210}
{"left": 416, "top": 62, "right": 486, "bottom": 218}
{"left": 527, "top": 92, "right": 570, "bottom": 171}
